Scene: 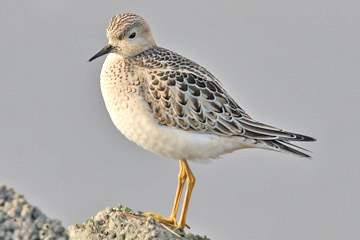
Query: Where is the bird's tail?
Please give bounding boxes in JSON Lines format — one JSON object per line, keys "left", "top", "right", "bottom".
{"left": 264, "top": 134, "right": 316, "bottom": 158}
{"left": 234, "top": 117, "right": 316, "bottom": 158}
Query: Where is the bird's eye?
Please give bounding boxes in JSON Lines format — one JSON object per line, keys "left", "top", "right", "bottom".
{"left": 129, "top": 32, "right": 136, "bottom": 39}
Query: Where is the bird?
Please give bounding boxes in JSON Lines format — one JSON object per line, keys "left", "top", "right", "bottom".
{"left": 89, "top": 13, "right": 316, "bottom": 230}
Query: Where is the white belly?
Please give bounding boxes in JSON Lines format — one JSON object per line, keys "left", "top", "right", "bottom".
{"left": 100, "top": 54, "right": 255, "bottom": 162}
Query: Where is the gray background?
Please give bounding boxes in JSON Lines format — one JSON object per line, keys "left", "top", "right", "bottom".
{"left": 1, "top": 1, "right": 359, "bottom": 239}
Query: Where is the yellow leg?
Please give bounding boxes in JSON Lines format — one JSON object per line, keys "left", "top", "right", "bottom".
{"left": 144, "top": 160, "right": 195, "bottom": 230}
{"left": 177, "top": 160, "right": 195, "bottom": 230}
{"left": 168, "top": 160, "right": 187, "bottom": 223}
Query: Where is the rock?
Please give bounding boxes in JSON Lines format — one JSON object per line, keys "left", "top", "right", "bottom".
{"left": 67, "top": 204, "right": 210, "bottom": 240}
{"left": 0, "top": 184, "right": 68, "bottom": 240}
{"left": 0, "top": 184, "right": 209, "bottom": 239}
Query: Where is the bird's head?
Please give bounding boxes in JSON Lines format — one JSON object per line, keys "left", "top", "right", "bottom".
{"left": 89, "top": 13, "right": 156, "bottom": 61}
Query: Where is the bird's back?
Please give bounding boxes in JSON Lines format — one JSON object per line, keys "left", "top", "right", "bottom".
{"left": 100, "top": 46, "right": 315, "bottom": 160}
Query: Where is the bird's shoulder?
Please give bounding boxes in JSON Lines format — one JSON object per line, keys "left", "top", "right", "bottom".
{"left": 131, "top": 46, "right": 215, "bottom": 81}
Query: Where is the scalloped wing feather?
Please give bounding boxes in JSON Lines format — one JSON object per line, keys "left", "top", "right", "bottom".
{"left": 134, "top": 47, "right": 315, "bottom": 157}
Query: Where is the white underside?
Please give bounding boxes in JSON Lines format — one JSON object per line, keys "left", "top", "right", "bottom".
{"left": 100, "top": 54, "right": 263, "bottom": 163}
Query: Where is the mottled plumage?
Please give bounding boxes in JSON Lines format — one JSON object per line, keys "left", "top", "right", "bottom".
{"left": 89, "top": 13, "right": 316, "bottom": 230}
{"left": 123, "top": 42, "right": 315, "bottom": 158}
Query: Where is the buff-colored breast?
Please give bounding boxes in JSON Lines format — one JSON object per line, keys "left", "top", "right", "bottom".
{"left": 100, "top": 54, "right": 255, "bottom": 162}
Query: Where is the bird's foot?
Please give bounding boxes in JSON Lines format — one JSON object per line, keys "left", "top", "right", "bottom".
{"left": 143, "top": 212, "right": 189, "bottom": 230}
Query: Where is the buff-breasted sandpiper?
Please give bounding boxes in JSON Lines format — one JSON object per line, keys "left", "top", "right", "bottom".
{"left": 89, "top": 13, "right": 316, "bottom": 230}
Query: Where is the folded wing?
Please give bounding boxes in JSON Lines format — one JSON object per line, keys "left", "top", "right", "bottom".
{"left": 138, "top": 48, "right": 315, "bottom": 157}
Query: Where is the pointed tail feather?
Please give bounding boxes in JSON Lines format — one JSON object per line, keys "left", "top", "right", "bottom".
{"left": 266, "top": 140, "right": 314, "bottom": 158}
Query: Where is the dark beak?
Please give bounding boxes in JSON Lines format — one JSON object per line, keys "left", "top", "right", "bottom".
{"left": 89, "top": 44, "right": 115, "bottom": 62}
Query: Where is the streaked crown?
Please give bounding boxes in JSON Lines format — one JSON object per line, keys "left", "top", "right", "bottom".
{"left": 106, "top": 13, "right": 156, "bottom": 57}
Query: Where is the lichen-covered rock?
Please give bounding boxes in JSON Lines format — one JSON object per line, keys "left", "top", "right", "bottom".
{"left": 0, "top": 184, "right": 209, "bottom": 240}
{"left": 67, "top": 205, "right": 210, "bottom": 240}
{"left": 0, "top": 184, "right": 69, "bottom": 240}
